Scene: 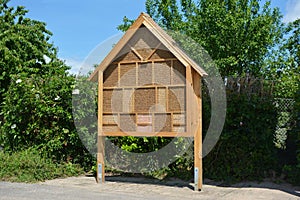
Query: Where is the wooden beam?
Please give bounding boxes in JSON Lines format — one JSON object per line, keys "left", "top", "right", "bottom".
{"left": 111, "top": 58, "right": 178, "bottom": 65}
{"left": 97, "top": 71, "right": 105, "bottom": 183}
{"left": 186, "top": 65, "right": 192, "bottom": 134}
{"left": 101, "top": 131, "right": 193, "bottom": 137}
{"left": 192, "top": 69, "right": 202, "bottom": 191}
{"left": 145, "top": 43, "right": 161, "bottom": 60}
{"left": 129, "top": 45, "right": 144, "bottom": 61}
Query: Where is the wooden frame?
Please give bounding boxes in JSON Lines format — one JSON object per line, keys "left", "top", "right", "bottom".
{"left": 89, "top": 12, "right": 207, "bottom": 191}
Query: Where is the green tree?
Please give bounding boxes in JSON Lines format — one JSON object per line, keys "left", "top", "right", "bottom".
{"left": 266, "top": 19, "right": 300, "bottom": 98}
{"left": 143, "top": 0, "right": 284, "bottom": 76}
{"left": 0, "top": 0, "right": 90, "bottom": 165}
{"left": 0, "top": 0, "right": 56, "bottom": 111}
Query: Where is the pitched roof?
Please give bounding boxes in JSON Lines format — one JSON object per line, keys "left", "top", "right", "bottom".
{"left": 89, "top": 12, "right": 207, "bottom": 82}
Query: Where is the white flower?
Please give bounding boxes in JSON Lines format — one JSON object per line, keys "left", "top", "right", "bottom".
{"left": 72, "top": 89, "right": 80, "bottom": 95}
{"left": 54, "top": 96, "right": 60, "bottom": 101}
{"left": 11, "top": 124, "right": 16, "bottom": 129}
{"left": 16, "top": 79, "right": 22, "bottom": 84}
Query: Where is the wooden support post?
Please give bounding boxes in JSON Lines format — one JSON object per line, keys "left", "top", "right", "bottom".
{"left": 186, "top": 65, "right": 192, "bottom": 134}
{"left": 97, "top": 71, "right": 105, "bottom": 183}
{"left": 193, "top": 70, "right": 202, "bottom": 191}
{"left": 97, "top": 136, "right": 105, "bottom": 183}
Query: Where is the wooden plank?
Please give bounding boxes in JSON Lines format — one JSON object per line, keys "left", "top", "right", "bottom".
{"left": 112, "top": 58, "right": 178, "bottom": 65}
{"left": 171, "top": 112, "right": 174, "bottom": 132}
{"left": 103, "top": 84, "right": 185, "bottom": 90}
{"left": 102, "top": 111, "right": 186, "bottom": 115}
{"left": 192, "top": 69, "right": 202, "bottom": 191}
{"left": 130, "top": 45, "right": 144, "bottom": 61}
{"left": 135, "top": 62, "right": 138, "bottom": 86}
{"left": 166, "top": 86, "right": 169, "bottom": 112}
{"left": 170, "top": 60, "right": 174, "bottom": 85}
{"left": 117, "top": 63, "right": 121, "bottom": 87}
{"left": 145, "top": 43, "right": 161, "bottom": 60}
{"left": 97, "top": 136, "right": 105, "bottom": 183}
{"left": 152, "top": 61, "right": 155, "bottom": 85}
{"left": 97, "top": 71, "right": 105, "bottom": 183}
{"left": 102, "top": 131, "right": 193, "bottom": 137}
{"left": 186, "top": 65, "right": 192, "bottom": 134}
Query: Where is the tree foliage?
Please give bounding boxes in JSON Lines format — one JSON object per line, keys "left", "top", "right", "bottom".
{"left": 0, "top": 0, "right": 57, "bottom": 108}
{"left": 116, "top": 1, "right": 299, "bottom": 183}
{"left": 144, "top": 0, "right": 284, "bottom": 76}
{"left": 0, "top": 0, "right": 91, "bottom": 166}
{"left": 265, "top": 19, "right": 300, "bottom": 98}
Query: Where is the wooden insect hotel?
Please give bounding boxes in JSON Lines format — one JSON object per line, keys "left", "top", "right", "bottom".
{"left": 89, "top": 13, "right": 207, "bottom": 191}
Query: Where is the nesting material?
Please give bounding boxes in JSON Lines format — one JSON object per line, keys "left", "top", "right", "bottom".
{"left": 103, "top": 124, "right": 119, "bottom": 132}
{"left": 120, "top": 64, "right": 136, "bottom": 86}
{"left": 157, "top": 87, "right": 167, "bottom": 112}
{"left": 137, "top": 114, "right": 152, "bottom": 124}
{"left": 138, "top": 63, "right": 152, "bottom": 86}
{"left": 173, "top": 113, "right": 186, "bottom": 125}
{"left": 103, "top": 89, "right": 122, "bottom": 113}
{"left": 154, "top": 61, "right": 171, "bottom": 85}
{"left": 137, "top": 125, "right": 153, "bottom": 132}
{"left": 150, "top": 49, "right": 175, "bottom": 60}
{"left": 173, "top": 60, "right": 186, "bottom": 85}
{"left": 134, "top": 88, "right": 155, "bottom": 112}
{"left": 173, "top": 125, "right": 186, "bottom": 133}
{"left": 103, "top": 64, "right": 118, "bottom": 87}
{"left": 154, "top": 113, "right": 172, "bottom": 132}
{"left": 103, "top": 114, "right": 118, "bottom": 125}
{"left": 122, "top": 89, "right": 134, "bottom": 112}
{"left": 120, "top": 114, "right": 136, "bottom": 132}
{"left": 134, "top": 39, "right": 153, "bottom": 59}
{"left": 168, "top": 86, "right": 186, "bottom": 112}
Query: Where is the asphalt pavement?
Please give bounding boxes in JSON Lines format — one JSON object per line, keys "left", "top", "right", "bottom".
{"left": 0, "top": 176, "right": 299, "bottom": 200}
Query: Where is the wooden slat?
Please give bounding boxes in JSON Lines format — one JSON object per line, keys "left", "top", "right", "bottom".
{"left": 170, "top": 60, "right": 174, "bottom": 85}
{"left": 117, "top": 63, "right": 121, "bottom": 87}
{"left": 103, "top": 84, "right": 185, "bottom": 90}
{"left": 102, "top": 131, "right": 193, "bottom": 137}
{"left": 152, "top": 61, "right": 155, "bottom": 86}
{"left": 135, "top": 62, "right": 138, "bottom": 86}
{"left": 129, "top": 45, "right": 144, "bottom": 61}
{"left": 111, "top": 58, "right": 178, "bottom": 65}
{"left": 145, "top": 43, "right": 161, "bottom": 60}
{"left": 102, "top": 111, "right": 186, "bottom": 115}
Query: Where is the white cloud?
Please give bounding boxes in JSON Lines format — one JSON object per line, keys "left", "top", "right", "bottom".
{"left": 283, "top": 0, "right": 300, "bottom": 23}
{"left": 63, "top": 58, "right": 84, "bottom": 75}
{"left": 63, "top": 57, "right": 99, "bottom": 76}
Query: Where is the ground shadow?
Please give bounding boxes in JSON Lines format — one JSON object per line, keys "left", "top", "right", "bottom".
{"left": 208, "top": 179, "right": 300, "bottom": 198}
{"left": 102, "top": 174, "right": 300, "bottom": 197}
{"left": 104, "top": 174, "right": 194, "bottom": 191}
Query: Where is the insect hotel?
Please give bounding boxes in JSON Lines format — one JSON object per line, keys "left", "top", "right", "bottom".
{"left": 89, "top": 13, "right": 207, "bottom": 191}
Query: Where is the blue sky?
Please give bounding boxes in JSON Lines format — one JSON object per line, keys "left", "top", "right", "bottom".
{"left": 7, "top": 0, "right": 300, "bottom": 73}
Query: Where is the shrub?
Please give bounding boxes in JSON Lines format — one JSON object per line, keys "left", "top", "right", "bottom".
{"left": 203, "top": 93, "right": 278, "bottom": 182}
{"left": 0, "top": 148, "right": 83, "bottom": 182}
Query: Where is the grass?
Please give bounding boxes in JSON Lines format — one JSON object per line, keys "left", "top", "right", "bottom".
{"left": 0, "top": 148, "right": 84, "bottom": 183}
